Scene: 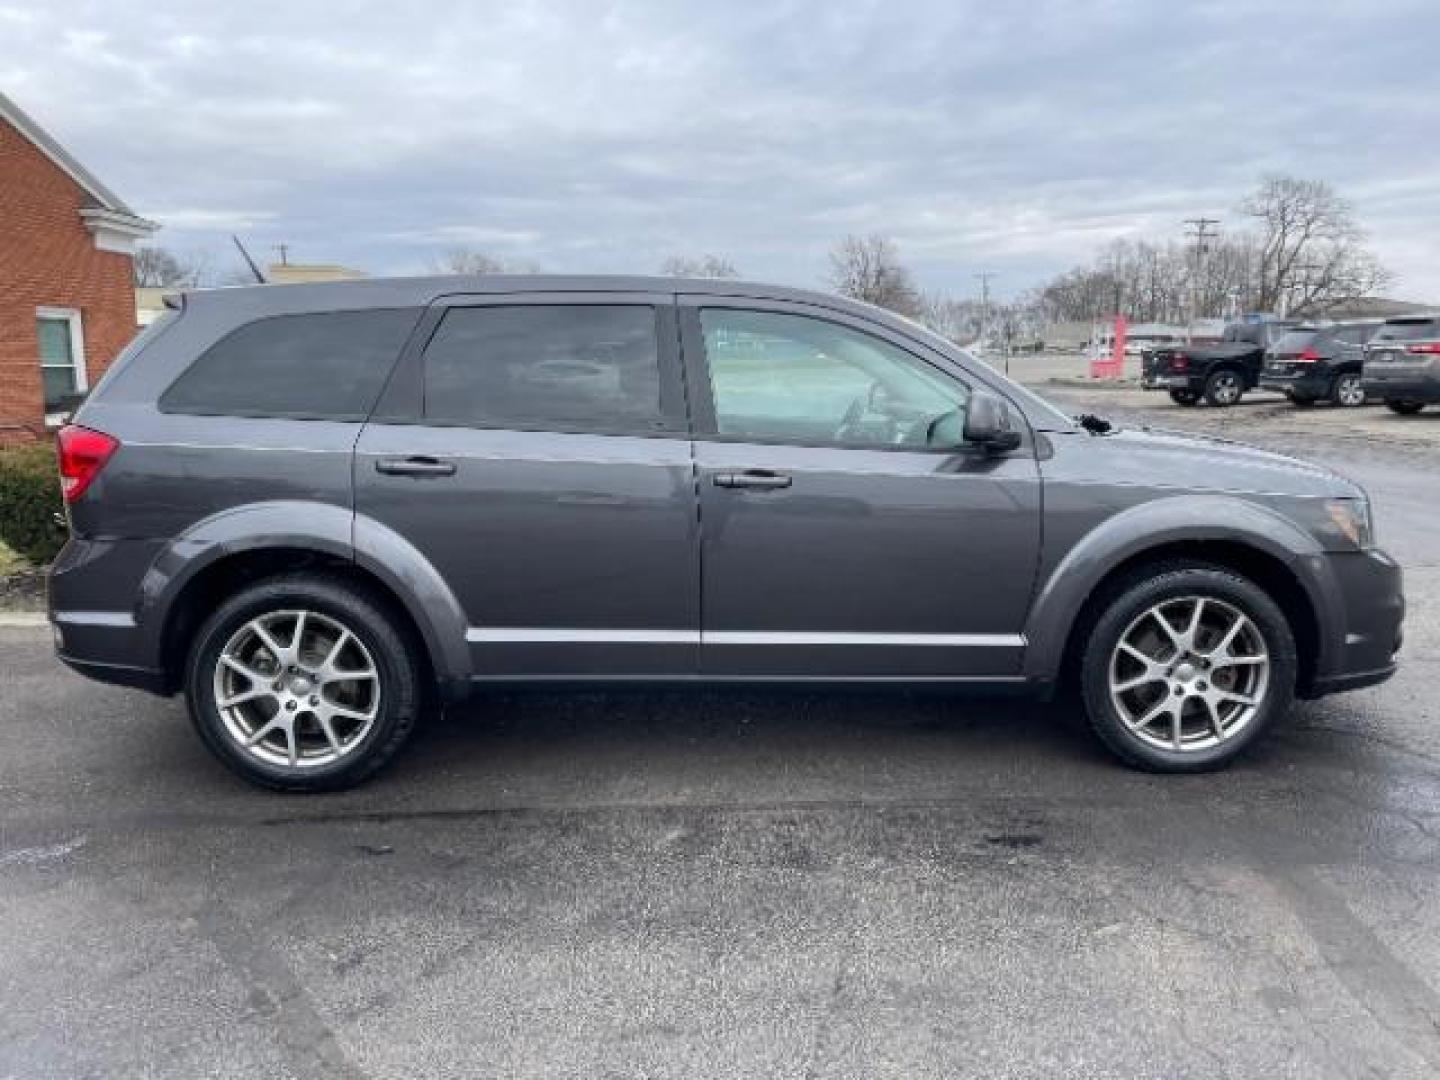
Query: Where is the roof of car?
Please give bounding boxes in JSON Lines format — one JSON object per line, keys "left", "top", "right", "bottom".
{"left": 177, "top": 274, "right": 872, "bottom": 319}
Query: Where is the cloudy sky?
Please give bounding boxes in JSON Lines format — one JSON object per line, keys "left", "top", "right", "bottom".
{"left": 4, "top": 0, "right": 1437, "bottom": 300}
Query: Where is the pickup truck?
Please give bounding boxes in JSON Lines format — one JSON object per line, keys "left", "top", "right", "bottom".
{"left": 1142, "top": 321, "right": 1297, "bottom": 406}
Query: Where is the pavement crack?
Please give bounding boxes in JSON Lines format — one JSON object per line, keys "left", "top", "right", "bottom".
{"left": 195, "top": 904, "right": 369, "bottom": 1080}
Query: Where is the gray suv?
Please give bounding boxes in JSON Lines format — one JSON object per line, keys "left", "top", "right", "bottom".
{"left": 50, "top": 276, "right": 1404, "bottom": 790}
{"left": 1362, "top": 314, "right": 1440, "bottom": 414}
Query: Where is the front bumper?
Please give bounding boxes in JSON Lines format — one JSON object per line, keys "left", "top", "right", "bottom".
{"left": 1303, "top": 548, "right": 1404, "bottom": 699}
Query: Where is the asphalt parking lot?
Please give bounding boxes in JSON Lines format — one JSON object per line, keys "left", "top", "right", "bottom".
{"left": 3, "top": 382, "right": 1439, "bottom": 1078}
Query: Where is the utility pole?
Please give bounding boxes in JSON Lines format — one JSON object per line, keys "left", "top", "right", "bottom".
{"left": 1183, "top": 217, "right": 1220, "bottom": 342}
{"left": 975, "top": 271, "right": 998, "bottom": 371}
{"left": 273, "top": 243, "right": 291, "bottom": 267}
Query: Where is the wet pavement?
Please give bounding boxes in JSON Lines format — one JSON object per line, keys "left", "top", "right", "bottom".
{"left": 2, "top": 386, "right": 1438, "bottom": 1078}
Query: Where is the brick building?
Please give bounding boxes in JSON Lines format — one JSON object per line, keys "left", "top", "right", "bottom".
{"left": 0, "top": 92, "right": 155, "bottom": 443}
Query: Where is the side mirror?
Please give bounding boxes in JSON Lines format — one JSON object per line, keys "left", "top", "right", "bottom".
{"left": 963, "top": 391, "right": 1022, "bottom": 454}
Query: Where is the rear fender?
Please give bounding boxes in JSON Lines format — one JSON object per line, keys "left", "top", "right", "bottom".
{"left": 136, "top": 500, "right": 471, "bottom": 687}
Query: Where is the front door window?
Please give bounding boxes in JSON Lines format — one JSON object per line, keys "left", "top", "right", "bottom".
{"left": 700, "top": 308, "right": 967, "bottom": 448}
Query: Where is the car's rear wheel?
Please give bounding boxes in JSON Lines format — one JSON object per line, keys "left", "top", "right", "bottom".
{"left": 1080, "top": 564, "right": 1296, "bottom": 772}
{"left": 1386, "top": 400, "right": 1425, "bottom": 416}
{"left": 1331, "top": 372, "right": 1366, "bottom": 407}
{"left": 1203, "top": 370, "right": 1244, "bottom": 407}
{"left": 1168, "top": 389, "right": 1200, "bottom": 406}
{"left": 186, "top": 574, "right": 422, "bottom": 791}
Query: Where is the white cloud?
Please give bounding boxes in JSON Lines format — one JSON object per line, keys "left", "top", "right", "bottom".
{"left": 2, "top": 0, "right": 1435, "bottom": 299}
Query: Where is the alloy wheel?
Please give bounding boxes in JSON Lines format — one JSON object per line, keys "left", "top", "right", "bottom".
{"left": 213, "top": 609, "right": 381, "bottom": 769}
{"left": 1108, "top": 596, "right": 1270, "bottom": 752}
{"left": 1335, "top": 374, "right": 1365, "bottom": 407}
{"left": 1211, "top": 373, "right": 1241, "bottom": 405}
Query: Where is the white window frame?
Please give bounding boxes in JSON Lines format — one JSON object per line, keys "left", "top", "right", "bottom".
{"left": 36, "top": 306, "right": 87, "bottom": 427}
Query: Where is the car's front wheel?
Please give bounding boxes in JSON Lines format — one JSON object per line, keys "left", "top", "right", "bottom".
{"left": 1079, "top": 564, "right": 1297, "bottom": 772}
{"left": 186, "top": 573, "right": 422, "bottom": 791}
{"left": 1203, "top": 370, "right": 1244, "bottom": 407}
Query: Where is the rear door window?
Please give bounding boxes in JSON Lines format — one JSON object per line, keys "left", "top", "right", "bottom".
{"left": 161, "top": 309, "right": 420, "bottom": 419}
{"left": 420, "top": 304, "right": 669, "bottom": 433}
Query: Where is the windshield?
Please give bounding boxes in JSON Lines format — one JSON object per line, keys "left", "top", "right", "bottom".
{"left": 879, "top": 311, "right": 1079, "bottom": 430}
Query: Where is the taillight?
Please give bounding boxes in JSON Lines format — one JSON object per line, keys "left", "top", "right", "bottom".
{"left": 1171, "top": 353, "right": 1189, "bottom": 371}
{"left": 1295, "top": 347, "right": 1322, "bottom": 362}
{"left": 56, "top": 425, "right": 119, "bottom": 502}
{"left": 1405, "top": 342, "right": 1440, "bottom": 355}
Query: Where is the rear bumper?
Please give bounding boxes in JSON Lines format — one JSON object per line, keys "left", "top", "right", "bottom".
{"left": 1141, "top": 374, "right": 1200, "bottom": 392}
{"left": 48, "top": 536, "right": 171, "bottom": 696}
{"left": 1361, "top": 372, "right": 1440, "bottom": 401}
{"left": 1304, "top": 548, "right": 1404, "bottom": 699}
{"left": 1259, "top": 368, "right": 1334, "bottom": 397}
{"left": 55, "top": 651, "right": 168, "bottom": 694}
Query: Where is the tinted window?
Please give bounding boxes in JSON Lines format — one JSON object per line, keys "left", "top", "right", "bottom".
{"left": 161, "top": 309, "right": 419, "bottom": 419}
{"left": 422, "top": 305, "right": 664, "bottom": 432}
{"left": 700, "top": 308, "right": 966, "bottom": 448}
{"left": 1274, "top": 330, "right": 1318, "bottom": 353}
{"left": 1372, "top": 319, "right": 1440, "bottom": 342}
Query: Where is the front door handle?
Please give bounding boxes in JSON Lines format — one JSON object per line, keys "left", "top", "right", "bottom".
{"left": 712, "top": 469, "right": 792, "bottom": 491}
{"left": 375, "top": 456, "right": 457, "bottom": 478}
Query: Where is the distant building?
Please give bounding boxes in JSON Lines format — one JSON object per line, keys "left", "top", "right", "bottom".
{"left": 0, "top": 92, "right": 156, "bottom": 442}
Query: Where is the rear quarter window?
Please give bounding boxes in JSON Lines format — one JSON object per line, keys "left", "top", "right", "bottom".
{"left": 1273, "top": 331, "right": 1317, "bottom": 353}
{"left": 160, "top": 309, "right": 420, "bottom": 419}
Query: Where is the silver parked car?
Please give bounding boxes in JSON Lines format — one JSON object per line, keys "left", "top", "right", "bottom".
{"left": 1362, "top": 314, "right": 1440, "bottom": 415}
{"left": 49, "top": 276, "right": 1404, "bottom": 789}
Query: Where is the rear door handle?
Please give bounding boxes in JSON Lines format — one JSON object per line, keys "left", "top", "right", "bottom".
{"left": 712, "top": 469, "right": 792, "bottom": 491}
{"left": 375, "top": 456, "right": 457, "bottom": 478}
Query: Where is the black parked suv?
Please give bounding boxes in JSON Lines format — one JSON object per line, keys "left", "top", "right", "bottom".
{"left": 1362, "top": 314, "right": 1440, "bottom": 415}
{"left": 1142, "top": 320, "right": 1296, "bottom": 406}
{"left": 1259, "top": 321, "right": 1382, "bottom": 407}
{"left": 50, "top": 277, "right": 1404, "bottom": 790}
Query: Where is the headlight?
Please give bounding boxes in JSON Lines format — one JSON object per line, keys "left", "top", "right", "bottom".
{"left": 1324, "top": 498, "right": 1374, "bottom": 549}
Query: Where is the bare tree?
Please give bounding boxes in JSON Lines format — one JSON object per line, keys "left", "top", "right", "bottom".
{"left": 660, "top": 254, "right": 739, "bottom": 279}
{"left": 133, "top": 246, "right": 210, "bottom": 288}
{"left": 919, "top": 294, "right": 982, "bottom": 343}
{"left": 1241, "top": 175, "right": 1389, "bottom": 314}
{"left": 431, "top": 248, "right": 515, "bottom": 275}
{"left": 826, "top": 235, "right": 923, "bottom": 319}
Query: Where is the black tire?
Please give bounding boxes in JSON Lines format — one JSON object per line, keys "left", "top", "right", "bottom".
{"left": 186, "top": 573, "right": 422, "bottom": 792}
{"left": 1168, "top": 389, "right": 1200, "bottom": 407}
{"left": 1330, "top": 372, "right": 1366, "bottom": 408}
{"left": 1079, "top": 562, "right": 1297, "bottom": 773}
{"left": 1203, "top": 369, "right": 1244, "bottom": 407}
{"left": 1386, "top": 400, "right": 1425, "bottom": 416}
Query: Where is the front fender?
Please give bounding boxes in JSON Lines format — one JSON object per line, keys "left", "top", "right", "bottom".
{"left": 1022, "top": 494, "right": 1342, "bottom": 684}
{"left": 135, "top": 500, "right": 471, "bottom": 688}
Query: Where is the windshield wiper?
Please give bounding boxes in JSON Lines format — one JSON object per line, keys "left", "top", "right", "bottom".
{"left": 1075, "top": 413, "right": 1114, "bottom": 435}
